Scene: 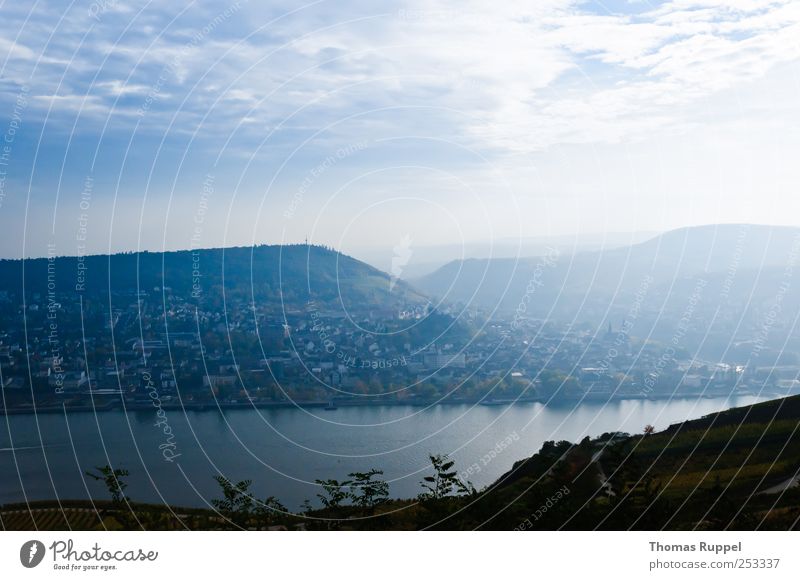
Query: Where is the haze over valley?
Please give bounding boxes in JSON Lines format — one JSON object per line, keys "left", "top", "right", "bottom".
{"left": 2, "top": 0, "right": 800, "bottom": 536}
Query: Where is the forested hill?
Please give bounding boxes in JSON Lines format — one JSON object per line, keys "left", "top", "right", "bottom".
{"left": 0, "top": 244, "right": 428, "bottom": 310}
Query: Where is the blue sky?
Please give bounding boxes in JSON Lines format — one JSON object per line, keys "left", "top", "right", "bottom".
{"left": 1, "top": 0, "right": 799, "bottom": 261}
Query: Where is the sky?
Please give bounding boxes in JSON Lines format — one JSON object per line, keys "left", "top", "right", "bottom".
{"left": 0, "top": 0, "right": 799, "bottom": 263}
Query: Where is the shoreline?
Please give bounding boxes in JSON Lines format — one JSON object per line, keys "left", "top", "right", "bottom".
{"left": 0, "top": 390, "right": 785, "bottom": 416}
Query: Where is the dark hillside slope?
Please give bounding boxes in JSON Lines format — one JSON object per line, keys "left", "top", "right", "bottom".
{"left": 0, "top": 244, "right": 428, "bottom": 311}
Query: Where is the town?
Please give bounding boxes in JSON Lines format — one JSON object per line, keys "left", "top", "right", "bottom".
{"left": 1, "top": 251, "right": 797, "bottom": 415}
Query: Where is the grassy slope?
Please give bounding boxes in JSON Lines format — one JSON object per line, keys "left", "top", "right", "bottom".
{"left": 453, "top": 394, "right": 800, "bottom": 530}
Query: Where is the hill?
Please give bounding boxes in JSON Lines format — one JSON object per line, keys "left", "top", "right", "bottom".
{"left": 0, "top": 244, "right": 428, "bottom": 313}
{"left": 412, "top": 224, "right": 800, "bottom": 358}
{"left": 414, "top": 224, "right": 800, "bottom": 311}
{"left": 457, "top": 393, "right": 800, "bottom": 530}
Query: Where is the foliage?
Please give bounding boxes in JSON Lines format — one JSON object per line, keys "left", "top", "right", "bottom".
{"left": 85, "top": 465, "right": 129, "bottom": 505}
{"left": 348, "top": 469, "right": 389, "bottom": 510}
{"left": 419, "top": 454, "right": 471, "bottom": 500}
{"left": 253, "top": 496, "right": 288, "bottom": 526}
{"left": 211, "top": 476, "right": 256, "bottom": 528}
{"left": 315, "top": 478, "right": 352, "bottom": 510}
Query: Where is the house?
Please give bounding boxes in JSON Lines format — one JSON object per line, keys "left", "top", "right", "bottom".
{"left": 203, "top": 375, "right": 238, "bottom": 389}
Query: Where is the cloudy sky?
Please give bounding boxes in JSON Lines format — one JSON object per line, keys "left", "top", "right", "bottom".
{"left": 1, "top": 0, "right": 799, "bottom": 261}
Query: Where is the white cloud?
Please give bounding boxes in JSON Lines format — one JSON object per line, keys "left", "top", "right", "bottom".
{"left": 1, "top": 0, "right": 798, "bottom": 154}
{"left": 2, "top": 0, "right": 800, "bottom": 257}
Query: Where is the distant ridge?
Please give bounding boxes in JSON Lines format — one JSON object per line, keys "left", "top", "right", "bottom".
{"left": 413, "top": 223, "right": 800, "bottom": 314}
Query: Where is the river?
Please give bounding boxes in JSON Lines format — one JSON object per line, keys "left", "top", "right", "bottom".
{"left": 0, "top": 396, "right": 769, "bottom": 509}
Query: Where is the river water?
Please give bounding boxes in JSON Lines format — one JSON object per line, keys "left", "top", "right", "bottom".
{"left": 0, "top": 396, "right": 768, "bottom": 509}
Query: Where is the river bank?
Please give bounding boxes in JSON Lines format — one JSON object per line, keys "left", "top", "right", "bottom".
{"left": 2, "top": 388, "right": 790, "bottom": 416}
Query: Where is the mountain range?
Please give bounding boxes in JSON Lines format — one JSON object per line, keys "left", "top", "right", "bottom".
{"left": 414, "top": 223, "right": 800, "bottom": 316}
{"left": 4, "top": 224, "right": 800, "bottom": 341}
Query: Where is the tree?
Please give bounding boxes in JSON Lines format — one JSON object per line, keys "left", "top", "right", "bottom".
{"left": 643, "top": 424, "right": 655, "bottom": 436}
{"left": 414, "top": 382, "right": 438, "bottom": 400}
{"left": 419, "top": 454, "right": 471, "bottom": 500}
{"left": 538, "top": 370, "right": 566, "bottom": 399}
{"left": 85, "top": 465, "right": 129, "bottom": 505}
{"left": 210, "top": 476, "right": 289, "bottom": 529}
{"left": 348, "top": 469, "right": 389, "bottom": 511}
{"left": 211, "top": 476, "right": 256, "bottom": 528}
{"left": 85, "top": 465, "right": 134, "bottom": 529}
{"left": 315, "top": 478, "right": 352, "bottom": 510}
{"left": 253, "top": 496, "right": 288, "bottom": 527}
{"left": 314, "top": 478, "right": 352, "bottom": 530}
